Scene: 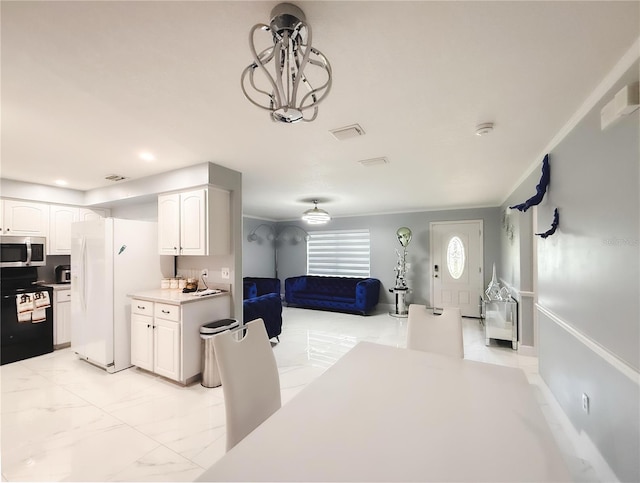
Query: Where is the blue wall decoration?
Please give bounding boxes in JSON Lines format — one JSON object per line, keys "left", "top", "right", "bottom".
{"left": 510, "top": 154, "right": 550, "bottom": 212}
{"left": 536, "top": 208, "right": 559, "bottom": 238}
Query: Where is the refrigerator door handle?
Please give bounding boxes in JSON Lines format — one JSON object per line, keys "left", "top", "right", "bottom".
{"left": 80, "top": 236, "right": 87, "bottom": 313}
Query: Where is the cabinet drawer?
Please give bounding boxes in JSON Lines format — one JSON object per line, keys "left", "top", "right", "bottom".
{"left": 132, "top": 299, "right": 154, "bottom": 316}
{"left": 155, "top": 303, "right": 180, "bottom": 322}
{"left": 56, "top": 290, "right": 72, "bottom": 303}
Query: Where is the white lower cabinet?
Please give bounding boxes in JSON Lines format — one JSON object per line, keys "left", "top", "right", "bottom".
{"left": 131, "top": 300, "right": 181, "bottom": 381}
{"left": 131, "top": 312, "right": 154, "bottom": 371}
{"left": 54, "top": 288, "right": 72, "bottom": 348}
{"left": 153, "top": 317, "right": 181, "bottom": 381}
{"left": 130, "top": 295, "right": 229, "bottom": 384}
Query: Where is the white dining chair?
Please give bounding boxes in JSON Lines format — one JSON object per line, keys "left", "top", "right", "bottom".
{"left": 213, "top": 318, "right": 282, "bottom": 451}
{"left": 406, "top": 304, "right": 464, "bottom": 358}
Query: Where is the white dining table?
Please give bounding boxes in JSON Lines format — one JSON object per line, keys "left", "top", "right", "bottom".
{"left": 197, "top": 341, "right": 570, "bottom": 482}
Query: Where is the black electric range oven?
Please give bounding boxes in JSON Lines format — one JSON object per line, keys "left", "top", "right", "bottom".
{"left": 1, "top": 267, "right": 53, "bottom": 365}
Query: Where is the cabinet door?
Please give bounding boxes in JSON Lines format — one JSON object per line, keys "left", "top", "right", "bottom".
{"left": 54, "top": 296, "right": 72, "bottom": 346}
{"left": 180, "top": 189, "right": 207, "bottom": 256}
{"left": 49, "top": 206, "right": 79, "bottom": 255}
{"left": 79, "top": 208, "right": 108, "bottom": 221}
{"left": 3, "top": 200, "right": 49, "bottom": 236}
{"left": 153, "top": 317, "right": 181, "bottom": 381}
{"left": 158, "top": 193, "right": 180, "bottom": 255}
{"left": 131, "top": 313, "right": 154, "bottom": 371}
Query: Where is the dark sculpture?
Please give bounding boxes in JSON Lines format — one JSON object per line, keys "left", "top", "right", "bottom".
{"left": 510, "top": 154, "right": 550, "bottom": 212}
{"left": 536, "top": 208, "right": 559, "bottom": 238}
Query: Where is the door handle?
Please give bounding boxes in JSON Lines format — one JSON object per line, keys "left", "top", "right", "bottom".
{"left": 25, "top": 237, "right": 33, "bottom": 265}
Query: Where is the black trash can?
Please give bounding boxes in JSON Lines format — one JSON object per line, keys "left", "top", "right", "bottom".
{"left": 200, "top": 318, "right": 239, "bottom": 388}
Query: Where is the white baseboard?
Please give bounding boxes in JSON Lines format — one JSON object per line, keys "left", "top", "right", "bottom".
{"left": 576, "top": 430, "right": 620, "bottom": 483}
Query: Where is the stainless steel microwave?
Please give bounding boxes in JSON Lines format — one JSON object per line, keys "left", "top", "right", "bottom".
{"left": 0, "top": 236, "right": 47, "bottom": 267}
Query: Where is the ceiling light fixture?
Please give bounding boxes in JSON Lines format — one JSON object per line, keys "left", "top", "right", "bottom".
{"left": 54, "top": 179, "right": 68, "bottom": 186}
{"left": 302, "top": 200, "right": 331, "bottom": 224}
{"left": 241, "top": 3, "right": 332, "bottom": 124}
{"left": 138, "top": 151, "right": 156, "bottom": 161}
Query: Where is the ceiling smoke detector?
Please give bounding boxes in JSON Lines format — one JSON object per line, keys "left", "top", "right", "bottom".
{"left": 358, "top": 157, "right": 389, "bottom": 167}
{"left": 330, "top": 124, "right": 366, "bottom": 141}
{"left": 105, "top": 174, "right": 128, "bottom": 182}
{"left": 475, "top": 122, "right": 494, "bottom": 136}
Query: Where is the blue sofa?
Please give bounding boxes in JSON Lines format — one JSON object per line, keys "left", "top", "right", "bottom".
{"left": 243, "top": 277, "right": 281, "bottom": 297}
{"left": 285, "top": 276, "right": 381, "bottom": 315}
{"left": 243, "top": 293, "right": 282, "bottom": 341}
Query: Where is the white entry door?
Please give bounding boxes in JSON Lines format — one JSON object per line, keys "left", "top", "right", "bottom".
{"left": 430, "top": 220, "right": 484, "bottom": 317}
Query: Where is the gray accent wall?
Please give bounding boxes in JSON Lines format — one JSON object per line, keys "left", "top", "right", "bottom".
{"left": 535, "top": 58, "right": 639, "bottom": 481}
{"left": 244, "top": 208, "right": 501, "bottom": 307}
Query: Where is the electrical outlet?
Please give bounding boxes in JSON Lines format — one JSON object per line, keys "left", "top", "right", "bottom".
{"left": 221, "top": 267, "right": 230, "bottom": 279}
{"left": 201, "top": 269, "right": 208, "bottom": 278}
{"left": 582, "top": 393, "right": 590, "bottom": 414}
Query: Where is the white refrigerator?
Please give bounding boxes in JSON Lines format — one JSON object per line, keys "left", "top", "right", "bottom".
{"left": 71, "top": 218, "right": 171, "bottom": 373}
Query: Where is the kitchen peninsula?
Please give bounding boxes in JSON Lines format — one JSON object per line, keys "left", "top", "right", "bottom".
{"left": 128, "top": 289, "right": 230, "bottom": 385}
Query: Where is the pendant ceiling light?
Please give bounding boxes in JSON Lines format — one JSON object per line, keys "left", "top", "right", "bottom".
{"left": 302, "top": 200, "right": 331, "bottom": 224}
{"left": 241, "top": 3, "right": 332, "bottom": 124}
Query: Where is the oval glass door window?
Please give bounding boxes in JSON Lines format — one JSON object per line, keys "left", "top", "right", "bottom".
{"left": 446, "top": 236, "right": 465, "bottom": 279}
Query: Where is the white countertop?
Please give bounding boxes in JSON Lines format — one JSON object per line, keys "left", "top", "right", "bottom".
{"left": 128, "top": 288, "right": 229, "bottom": 305}
{"left": 198, "top": 342, "right": 570, "bottom": 482}
{"left": 40, "top": 283, "right": 71, "bottom": 291}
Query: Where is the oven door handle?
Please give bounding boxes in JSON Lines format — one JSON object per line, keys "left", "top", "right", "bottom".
{"left": 26, "top": 237, "right": 32, "bottom": 266}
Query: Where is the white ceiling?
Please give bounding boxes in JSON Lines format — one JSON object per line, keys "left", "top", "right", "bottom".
{"left": 2, "top": 1, "right": 638, "bottom": 220}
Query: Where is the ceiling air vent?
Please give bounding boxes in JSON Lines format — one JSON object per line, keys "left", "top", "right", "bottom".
{"left": 358, "top": 157, "right": 389, "bottom": 167}
{"left": 105, "top": 174, "right": 128, "bottom": 182}
{"left": 330, "top": 124, "right": 365, "bottom": 141}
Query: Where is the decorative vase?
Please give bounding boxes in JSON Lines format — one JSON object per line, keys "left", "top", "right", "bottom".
{"left": 485, "top": 263, "right": 501, "bottom": 300}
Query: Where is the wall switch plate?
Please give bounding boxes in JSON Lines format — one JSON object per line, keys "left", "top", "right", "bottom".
{"left": 201, "top": 269, "right": 208, "bottom": 278}
{"left": 582, "top": 393, "right": 590, "bottom": 414}
{"left": 221, "top": 267, "right": 230, "bottom": 279}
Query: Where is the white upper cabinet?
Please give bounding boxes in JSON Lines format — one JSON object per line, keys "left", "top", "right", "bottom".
{"left": 2, "top": 200, "right": 49, "bottom": 236}
{"left": 180, "top": 189, "right": 207, "bottom": 256}
{"left": 49, "top": 205, "right": 79, "bottom": 255}
{"left": 158, "top": 193, "right": 181, "bottom": 255}
{"left": 158, "top": 187, "right": 230, "bottom": 256}
{"left": 79, "top": 208, "right": 109, "bottom": 221}
{"left": 48, "top": 206, "right": 109, "bottom": 255}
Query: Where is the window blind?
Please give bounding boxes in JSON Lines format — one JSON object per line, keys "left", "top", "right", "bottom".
{"left": 307, "top": 229, "right": 371, "bottom": 277}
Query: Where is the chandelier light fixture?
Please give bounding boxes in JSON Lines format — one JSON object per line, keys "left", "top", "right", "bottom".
{"left": 302, "top": 200, "right": 331, "bottom": 224}
{"left": 241, "top": 3, "right": 332, "bottom": 123}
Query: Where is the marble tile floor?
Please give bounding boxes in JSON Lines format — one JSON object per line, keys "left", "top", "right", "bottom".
{"left": 1, "top": 306, "right": 599, "bottom": 482}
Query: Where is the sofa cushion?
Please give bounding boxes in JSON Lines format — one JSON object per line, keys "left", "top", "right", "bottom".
{"left": 243, "top": 281, "right": 258, "bottom": 300}
{"left": 293, "top": 291, "right": 355, "bottom": 304}
{"left": 304, "top": 276, "right": 360, "bottom": 296}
